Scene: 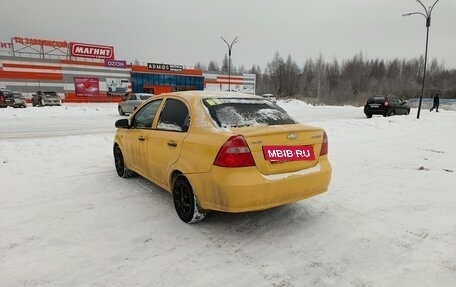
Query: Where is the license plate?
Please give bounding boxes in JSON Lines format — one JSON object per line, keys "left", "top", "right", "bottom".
{"left": 262, "top": 145, "right": 315, "bottom": 161}
{"left": 370, "top": 104, "right": 380, "bottom": 108}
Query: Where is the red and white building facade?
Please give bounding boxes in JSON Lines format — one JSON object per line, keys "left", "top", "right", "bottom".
{"left": 0, "top": 36, "right": 256, "bottom": 102}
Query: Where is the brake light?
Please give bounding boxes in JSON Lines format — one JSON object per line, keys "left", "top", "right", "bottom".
{"left": 320, "top": 131, "right": 329, "bottom": 156}
{"left": 214, "top": 135, "right": 255, "bottom": 167}
{"left": 384, "top": 101, "right": 389, "bottom": 106}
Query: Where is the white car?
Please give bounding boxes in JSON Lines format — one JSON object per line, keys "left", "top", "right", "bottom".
{"left": 32, "top": 91, "right": 62, "bottom": 106}
{"left": 12, "top": 91, "right": 27, "bottom": 108}
{"left": 118, "top": 93, "right": 154, "bottom": 115}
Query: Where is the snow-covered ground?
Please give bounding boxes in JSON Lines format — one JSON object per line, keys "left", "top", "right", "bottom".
{"left": 1, "top": 101, "right": 455, "bottom": 287}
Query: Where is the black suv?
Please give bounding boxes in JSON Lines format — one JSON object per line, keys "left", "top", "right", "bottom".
{"left": 364, "top": 95, "right": 410, "bottom": 118}
{"left": 0, "top": 88, "right": 15, "bottom": 108}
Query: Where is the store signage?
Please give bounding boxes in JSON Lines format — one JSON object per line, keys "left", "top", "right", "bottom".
{"left": 74, "top": 77, "right": 100, "bottom": 96}
{"left": 104, "top": 59, "right": 127, "bottom": 68}
{"left": 0, "top": 42, "right": 12, "bottom": 49}
{"left": 13, "top": 37, "right": 68, "bottom": 48}
{"left": 70, "top": 42, "right": 114, "bottom": 59}
{"left": 147, "top": 63, "right": 183, "bottom": 72}
{"left": 107, "top": 78, "right": 129, "bottom": 96}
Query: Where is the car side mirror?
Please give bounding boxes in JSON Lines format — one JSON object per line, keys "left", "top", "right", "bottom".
{"left": 115, "top": 118, "right": 130, "bottom": 128}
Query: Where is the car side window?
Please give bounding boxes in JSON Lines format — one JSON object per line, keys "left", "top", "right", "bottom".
{"left": 157, "top": 99, "right": 190, "bottom": 132}
{"left": 132, "top": 99, "right": 163, "bottom": 129}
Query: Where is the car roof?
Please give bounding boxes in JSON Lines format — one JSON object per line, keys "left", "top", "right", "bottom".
{"left": 131, "top": 93, "right": 154, "bottom": 96}
{"left": 157, "top": 91, "right": 262, "bottom": 101}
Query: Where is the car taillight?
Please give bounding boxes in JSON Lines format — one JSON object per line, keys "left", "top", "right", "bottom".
{"left": 214, "top": 135, "right": 255, "bottom": 167}
{"left": 320, "top": 131, "right": 328, "bottom": 156}
{"left": 384, "top": 101, "right": 389, "bottom": 106}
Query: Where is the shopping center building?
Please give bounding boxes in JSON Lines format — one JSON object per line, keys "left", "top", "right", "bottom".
{"left": 0, "top": 36, "right": 255, "bottom": 102}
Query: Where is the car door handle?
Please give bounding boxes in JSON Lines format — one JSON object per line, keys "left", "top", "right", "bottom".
{"left": 138, "top": 136, "right": 145, "bottom": 141}
{"left": 167, "top": 141, "right": 177, "bottom": 147}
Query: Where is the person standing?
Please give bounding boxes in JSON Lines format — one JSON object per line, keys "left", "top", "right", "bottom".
{"left": 430, "top": 92, "right": 440, "bottom": 112}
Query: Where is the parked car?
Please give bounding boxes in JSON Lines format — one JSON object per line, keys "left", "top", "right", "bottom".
{"left": 113, "top": 91, "right": 332, "bottom": 223}
{"left": 364, "top": 95, "right": 410, "bottom": 118}
{"left": 32, "top": 91, "right": 62, "bottom": 106}
{"left": 12, "top": 91, "right": 27, "bottom": 108}
{"left": 118, "top": 93, "right": 154, "bottom": 115}
{"left": 0, "top": 88, "right": 15, "bottom": 108}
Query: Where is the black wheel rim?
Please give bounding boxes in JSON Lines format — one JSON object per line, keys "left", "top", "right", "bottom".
{"left": 114, "top": 147, "right": 124, "bottom": 176}
{"left": 173, "top": 179, "right": 194, "bottom": 222}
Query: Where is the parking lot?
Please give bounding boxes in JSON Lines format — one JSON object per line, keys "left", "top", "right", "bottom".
{"left": 1, "top": 102, "right": 455, "bottom": 286}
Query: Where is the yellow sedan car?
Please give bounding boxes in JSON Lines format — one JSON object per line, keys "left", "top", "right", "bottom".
{"left": 113, "top": 91, "right": 332, "bottom": 223}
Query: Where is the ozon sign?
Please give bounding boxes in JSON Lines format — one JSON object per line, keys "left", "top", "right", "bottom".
{"left": 104, "top": 59, "right": 127, "bottom": 68}
{"left": 70, "top": 42, "right": 114, "bottom": 59}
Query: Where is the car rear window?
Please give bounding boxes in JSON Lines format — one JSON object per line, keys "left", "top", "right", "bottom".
{"left": 139, "top": 95, "right": 152, "bottom": 100}
{"left": 203, "top": 98, "right": 297, "bottom": 128}
{"left": 1, "top": 90, "right": 13, "bottom": 98}
{"left": 367, "top": 96, "right": 386, "bottom": 104}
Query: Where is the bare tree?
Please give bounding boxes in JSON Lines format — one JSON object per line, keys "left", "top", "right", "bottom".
{"left": 229, "top": 51, "right": 456, "bottom": 104}
{"left": 207, "top": 60, "right": 220, "bottom": 72}
{"left": 221, "top": 54, "right": 229, "bottom": 73}
{"left": 194, "top": 62, "right": 206, "bottom": 71}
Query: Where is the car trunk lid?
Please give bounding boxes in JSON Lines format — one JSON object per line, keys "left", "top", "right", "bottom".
{"left": 233, "top": 124, "right": 325, "bottom": 175}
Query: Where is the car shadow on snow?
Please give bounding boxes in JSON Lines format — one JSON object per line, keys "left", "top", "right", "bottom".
{"left": 125, "top": 175, "right": 326, "bottom": 236}
{"left": 145, "top": 177, "right": 320, "bottom": 221}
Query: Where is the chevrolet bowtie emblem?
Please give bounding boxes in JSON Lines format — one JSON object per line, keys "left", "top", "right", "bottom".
{"left": 287, "top": 133, "right": 297, "bottom": 140}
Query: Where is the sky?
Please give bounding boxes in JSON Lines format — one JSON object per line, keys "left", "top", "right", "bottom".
{"left": 1, "top": 0, "right": 455, "bottom": 70}
{"left": 1, "top": 100, "right": 455, "bottom": 286}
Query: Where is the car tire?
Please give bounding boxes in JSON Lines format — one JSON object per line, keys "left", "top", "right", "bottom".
{"left": 173, "top": 176, "right": 206, "bottom": 223}
{"left": 405, "top": 109, "right": 410, "bottom": 115}
{"left": 114, "top": 145, "right": 134, "bottom": 178}
{"left": 389, "top": 110, "right": 395, "bottom": 116}
{"left": 366, "top": 114, "right": 372, "bottom": 118}
{"left": 118, "top": 106, "right": 125, "bottom": 116}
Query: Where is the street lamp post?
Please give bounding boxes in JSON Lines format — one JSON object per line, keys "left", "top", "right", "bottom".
{"left": 403, "top": 0, "right": 440, "bottom": 119}
{"left": 221, "top": 36, "right": 239, "bottom": 91}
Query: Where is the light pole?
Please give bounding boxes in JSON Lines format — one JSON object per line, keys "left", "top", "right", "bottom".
{"left": 403, "top": 0, "right": 440, "bottom": 119}
{"left": 221, "top": 36, "right": 239, "bottom": 91}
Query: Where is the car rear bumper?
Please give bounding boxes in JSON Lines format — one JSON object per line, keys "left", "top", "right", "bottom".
{"left": 43, "top": 101, "right": 61, "bottom": 105}
{"left": 364, "top": 107, "right": 389, "bottom": 115}
{"left": 187, "top": 158, "right": 332, "bottom": 212}
{"left": 0, "top": 101, "right": 15, "bottom": 107}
